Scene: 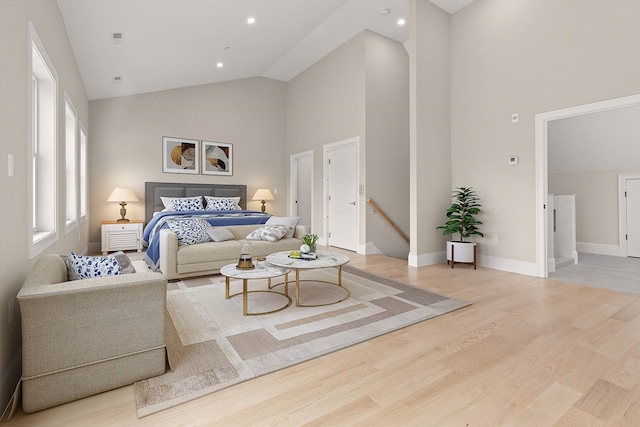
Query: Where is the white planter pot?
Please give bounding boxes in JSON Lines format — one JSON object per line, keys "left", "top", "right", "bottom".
{"left": 446, "top": 241, "right": 476, "bottom": 263}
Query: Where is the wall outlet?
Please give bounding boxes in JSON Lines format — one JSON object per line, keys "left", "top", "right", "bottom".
{"left": 492, "top": 234, "right": 498, "bottom": 243}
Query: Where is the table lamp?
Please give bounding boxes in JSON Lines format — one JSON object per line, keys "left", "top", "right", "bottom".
{"left": 107, "top": 187, "right": 139, "bottom": 222}
{"left": 252, "top": 188, "right": 275, "bottom": 212}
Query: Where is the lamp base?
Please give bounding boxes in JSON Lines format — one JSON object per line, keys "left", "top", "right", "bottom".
{"left": 260, "top": 201, "right": 266, "bottom": 212}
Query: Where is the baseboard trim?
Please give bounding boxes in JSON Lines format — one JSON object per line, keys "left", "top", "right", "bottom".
{"left": 577, "top": 242, "right": 620, "bottom": 257}
{"left": 409, "top": 250, "right": 538, "bottom": 277}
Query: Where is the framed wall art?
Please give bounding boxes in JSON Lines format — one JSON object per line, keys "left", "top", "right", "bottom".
{"left": 162, "top": 136, "right": 199, "bottom": 174}
{"left": 201, "top": 141, "right": 233, "bottom": 176}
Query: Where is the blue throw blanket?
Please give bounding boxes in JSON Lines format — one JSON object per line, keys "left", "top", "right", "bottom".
{"left": 143, "top": 210, "right": 269, "bottom": 271}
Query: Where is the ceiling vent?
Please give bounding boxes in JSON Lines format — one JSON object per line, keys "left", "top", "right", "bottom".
{"left": 111, "top": 32, "right": 124, "bottom": 44}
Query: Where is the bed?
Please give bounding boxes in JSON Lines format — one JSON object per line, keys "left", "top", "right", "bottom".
{"left": 142, "top": 182, "right": 270, "bottom": 270}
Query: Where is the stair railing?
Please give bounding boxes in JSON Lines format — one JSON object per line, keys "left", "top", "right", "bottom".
{"left": 366, "top": 198, "right": 409, "bottom": 244}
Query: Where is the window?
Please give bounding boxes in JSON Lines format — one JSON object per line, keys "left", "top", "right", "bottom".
{"left": 65, "top": 95, "right": 78, "bottom": 232}
{"left": 79, "top": 124, "right": 87, "bottom": 222}
{"left": 28, "top": 22, "right": 58, "bottom": 258}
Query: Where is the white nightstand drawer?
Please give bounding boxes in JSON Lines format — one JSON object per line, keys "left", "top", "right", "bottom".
{"left": 101, "top": 221, "right": 143, "bottom": 254}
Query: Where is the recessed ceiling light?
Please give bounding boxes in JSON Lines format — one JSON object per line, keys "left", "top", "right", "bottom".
{"left": 397, "top": 18, "right": 406, "bottom": 26}
{"left": 247, "top": 17, "right": 255, "bottom": 24}
{"left": 217, "top": 62, "right": 224, "bottom": 68}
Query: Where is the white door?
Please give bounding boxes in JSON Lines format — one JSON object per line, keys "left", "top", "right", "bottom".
{"left": 326, "top": 139, "right": 358, "bottom": 251}
{"left": 290, "top": 151, "right": 313, "bottom": 229}
{"left": 627, "top": 178, "right": 640, "bottom": 258}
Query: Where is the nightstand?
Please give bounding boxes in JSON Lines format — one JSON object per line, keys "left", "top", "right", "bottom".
{"left": 101, "top": 220, "right": 144, "bottom": 255}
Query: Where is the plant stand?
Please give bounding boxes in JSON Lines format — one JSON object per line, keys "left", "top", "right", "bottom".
{"left": 447, "top": 242, "right": 477, "bottom": 269}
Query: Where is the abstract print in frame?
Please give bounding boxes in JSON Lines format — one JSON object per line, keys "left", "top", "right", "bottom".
{"left": 163, "top": 136, "right": 199, "bottom": 174}
{"left": 202, "top": 141, "right": 233, "bottom": 176}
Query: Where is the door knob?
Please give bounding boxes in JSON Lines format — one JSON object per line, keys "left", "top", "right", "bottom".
{"left": 349, "top": 201, "right": 356, "bottom": 205}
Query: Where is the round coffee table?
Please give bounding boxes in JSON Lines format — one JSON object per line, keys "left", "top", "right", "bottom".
{"left": 220, "top": 263, "right": 291, "bottom": 316}
{"left": 265, "top": 251, "right": 350, "bottom": 307}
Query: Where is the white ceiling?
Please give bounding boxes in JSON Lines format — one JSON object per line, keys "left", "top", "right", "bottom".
{"left": 57, "top": 0, "right": 475, "bottom": 100}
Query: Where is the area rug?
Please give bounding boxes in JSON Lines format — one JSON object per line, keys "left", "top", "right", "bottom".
{"left": 133, "top": 265, "right": 470, "bottom": 417}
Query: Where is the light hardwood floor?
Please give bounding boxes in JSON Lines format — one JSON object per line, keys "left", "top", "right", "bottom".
{"left": 4, "top": 249, "right": 639, "bottom": 426}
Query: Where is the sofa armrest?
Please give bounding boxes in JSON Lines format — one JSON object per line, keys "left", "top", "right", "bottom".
{"left": 18, "top": 271, "right": 167, "bottom": 379}
{"left": 159, "top": 228, "right": 179, "bottom": 280}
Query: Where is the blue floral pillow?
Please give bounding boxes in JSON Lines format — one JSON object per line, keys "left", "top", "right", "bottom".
{"left": 204, "top": 196, "right": 237, "bottom": 211}
{"left": 69, "top": 252, "right": 123, "bottom": 279}
{"left": 167, "top": 219, "right": 212, "bottom": 245}
{"left": 170, "top": 196, "right": 204, "bottom": 212}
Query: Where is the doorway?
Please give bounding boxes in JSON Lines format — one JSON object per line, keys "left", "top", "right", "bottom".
{"left": 290, "top": 151, "right": 313, "bottom": 230}
{"left": 535, "top": 94, "right": 640, "bottom": 278}
{"left": 324, "top": 137, "right": 359, "bottom": 251}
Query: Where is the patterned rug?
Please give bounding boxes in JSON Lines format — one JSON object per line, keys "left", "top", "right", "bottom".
{"left": 133, "top": 265, "right": 470, "bottom": 417}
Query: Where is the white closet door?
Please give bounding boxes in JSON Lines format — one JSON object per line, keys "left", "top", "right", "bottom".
{"left": 627, "top": 178, "right": 640, "bottom": 258}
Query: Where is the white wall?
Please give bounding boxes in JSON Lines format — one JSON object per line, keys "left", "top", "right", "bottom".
{"left": 0, "top": 0, "right": 89, "bottom": 413}
{"left": 450, "top": 0, "right": 640, "bottom": 271}
{"left": 88, "top": 77, "right": 287, "bottom": 246}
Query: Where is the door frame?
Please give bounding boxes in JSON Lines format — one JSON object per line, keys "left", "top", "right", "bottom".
{"left": 289, "top": 150, "right": 314, "bottom": 231}
{"left": 535, "top": 94, "right": 640, "bottom": 278}
{"left": 619, "top": 173, "right": 640, "bottom": 257}
{"left": 323, "top": 136, "right": 361, "bottom": 250}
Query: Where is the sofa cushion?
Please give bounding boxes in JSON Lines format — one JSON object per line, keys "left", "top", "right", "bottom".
{"left": 69, "top": 252, "right": 123, "bottom": 279}
{"left": 246, "top": 225, "right": 291, "bottom": 242}
{"left": 168, "top": 219, "right": 212, "bottom": 245}
{"left": 265, "top": 216, "right": 299, "bottom": 238}
{"left": 206, "top": 226, "right": 235, "bottom": 242}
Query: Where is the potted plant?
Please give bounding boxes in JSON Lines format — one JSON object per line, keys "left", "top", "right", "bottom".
{"left": 436, "top": 187, "right": 484, "bottom": 267}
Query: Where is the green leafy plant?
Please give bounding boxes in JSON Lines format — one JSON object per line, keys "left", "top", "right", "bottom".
{"left": 302, "top": 233, "right": 318, "bottom": 249}
{"left": 436, "top": 187, "right": 484, "bottom": 243}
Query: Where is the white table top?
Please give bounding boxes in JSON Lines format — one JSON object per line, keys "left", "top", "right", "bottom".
{"left": 266, "top": 251, "right": 350, "bottom": 269}
{"left": 220, "top": 263, "right": 290, "bottom": 280}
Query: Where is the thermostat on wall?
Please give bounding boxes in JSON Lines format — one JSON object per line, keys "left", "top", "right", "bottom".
{"left": 508, "top": 156, "right": 519, "bottom": 165}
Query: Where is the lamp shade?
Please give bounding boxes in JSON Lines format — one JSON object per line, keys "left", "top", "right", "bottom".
{"left": 107, "top": 187, "right": 139, "bottom": 202}
{"left": 252, "top": 189, "right": 274, "bottom": 201}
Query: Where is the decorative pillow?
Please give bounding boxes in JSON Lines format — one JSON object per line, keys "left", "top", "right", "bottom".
{"left": 245, "top": 225, "right": 291, "bottom": 242}
{"left": 167, "top": 219, "right": 212, "bottom": 245}
{"left": 206, "top": 226, "right": 235, "bottom": 242}
{"left": 170, "top": 196, "right": 204, "bottom": 212}
{"left": 204, "top": 196, "right": 241, "bottom": 211}
{"left": 69, "top": 252, "right": 123, "bottom": 279}
{"left": 161, "top": 196, "right": 205, "bottom": 209}
{"left": 111, "top": 251, "right": 137, "bottom": 274}
{"left": 265, "top": 216, "right": 299, "bottom": 238}
{"left": 203, "top": 196, "right": 237, "bottom": 211}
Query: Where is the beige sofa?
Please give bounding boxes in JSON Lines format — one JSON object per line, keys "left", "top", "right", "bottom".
{"left": 159, "top": 223, "right": 310, "bottom": 280}
{"left": 17, "top": 254, "right": 167, "bottom": 413}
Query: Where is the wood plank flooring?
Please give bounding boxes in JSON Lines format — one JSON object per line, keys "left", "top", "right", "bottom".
{"left": 4, "top": 249, "right": 639, "bottom": 426}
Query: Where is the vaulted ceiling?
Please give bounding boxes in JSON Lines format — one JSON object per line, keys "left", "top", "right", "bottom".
{"left": 57, "top": 0, "right": 475, "bottom": 100}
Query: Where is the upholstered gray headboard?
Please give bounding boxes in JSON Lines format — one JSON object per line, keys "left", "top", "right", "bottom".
{"left": 144, "top": 182, "right": 247, "bottom": 224}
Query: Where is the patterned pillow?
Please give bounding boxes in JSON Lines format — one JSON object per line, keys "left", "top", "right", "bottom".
{"left": 203, "top": 196, "right": 237, "bottom": 211}
{"left": 69, "top": 252, "right": 123, "bottom": 279}
{"left": 170, "top": 196, "right": 204, "bottom": 212}
{"left": 245, "top": 225, "right": 291, "bottom": 242}
{"left": 167, "top": 219, "right": 212, "bottom": 245}
{"left": 265, "top": 216, "right": 299, "bottom": 238}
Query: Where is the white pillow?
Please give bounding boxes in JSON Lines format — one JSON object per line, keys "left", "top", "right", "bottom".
{"left": 246, "top": 225, "right": 291, "bottom": 242}
{"left": 69, "top": 252, "right": 123, "bottom": 279}
{"left": 206, "top": 227, "right": 235, "bottom": 242}
{"left": 167, "top": 219, "right": 212, "bottom": 245}
{"left": 265, "top": 216, "right": 299, "bottom": 238}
